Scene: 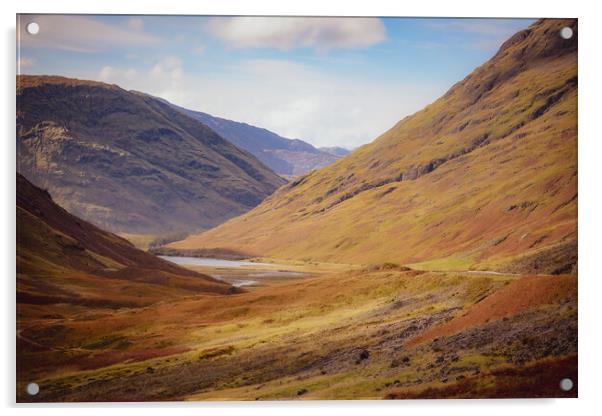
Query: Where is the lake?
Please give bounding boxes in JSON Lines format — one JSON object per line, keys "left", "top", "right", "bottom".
{"left": 158, "top": 256, "right": 273, "bottom": 268}
{"left": 159, "top": 256, "right": 309, "bottom": 288}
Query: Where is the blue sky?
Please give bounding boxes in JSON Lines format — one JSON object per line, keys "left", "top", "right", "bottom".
{"left": 17, "top": 15, "right": 534, "bottom": 148}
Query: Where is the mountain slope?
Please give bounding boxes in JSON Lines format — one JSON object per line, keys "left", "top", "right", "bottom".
{"left": 170, "top": 19, "right": 577, "bottom": 274}
{"left": 319, "top": 146, "right": 351, "bottom": 157}
{"left": 17, "top": 173, "right": 231, "bottom": 310}
{"left": 17, "top": 76, "right": 286, "bottom": 236}
{"left": 166, "top": 103, "right": 341, "bottom": 176}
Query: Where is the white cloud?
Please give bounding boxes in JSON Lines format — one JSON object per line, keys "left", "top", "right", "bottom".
{"left": 98, "top": 66, "right": 138, "bottom": 83}
{"left": 96, "top": 56, "right": 185, "bottom": 103}
{"left": 19, "top": 15, "right": 159, "bottom": 53}
{"left": 93, "top": 58, "right": 445, "bottom": 149}
{"left": 150, "top": 57, "right": 183, "bottom": 86}
{"left": 206, "top": 17, "right": 386, "bottom": 51}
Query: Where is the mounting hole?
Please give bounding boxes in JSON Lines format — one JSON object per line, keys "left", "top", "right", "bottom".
{"left": 559, "top": 27, "right": 573, "bottom": 40}
{"left": 559, "top": 378, "right": 574, "bottom": 391}
{"left": 26, "top": 382, "right": 39, "bottom": 396}
{"left": 26, "top": 22, "right": 40, "bottom": 35}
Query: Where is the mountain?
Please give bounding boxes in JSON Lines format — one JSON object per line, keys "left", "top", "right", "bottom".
{"left": 168, "top": 19, "right": 577, "bottom": 274}
{"left": 319, "top": 146, "right": 351, "bottom": 157}
{"left": 163, "top": 102, "right": 341, "bottom": 176}
{"left": 16, "top": 173, "right": 231, "bottom": 311}
{"left": 16, "top": 75, "right": 286, "bottom": 237}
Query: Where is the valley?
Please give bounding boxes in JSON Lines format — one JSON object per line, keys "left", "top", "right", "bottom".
{"left": 170, "top": 19, "right": 578, "bottom": 276}
{"left": 16, "top": 17, "right": 578, "bottom": 402}
{"left": 17, "top": 174, "right": 576, "bottom": 400}
{"left": 17, "top": 257, "right": 576, "bottom": 401}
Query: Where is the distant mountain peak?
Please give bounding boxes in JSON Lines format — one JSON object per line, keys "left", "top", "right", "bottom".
{"left": 158, "top": 99, "right": 343, "bottom": 176}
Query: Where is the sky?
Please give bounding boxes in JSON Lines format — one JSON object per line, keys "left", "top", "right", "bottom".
{"left": 17, "top": 15, "right": 534, "bottom": 149}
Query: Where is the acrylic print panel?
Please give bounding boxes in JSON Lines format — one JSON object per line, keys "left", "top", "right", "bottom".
{"left": 16, "top": 15, "right": 577, "bottom": 401}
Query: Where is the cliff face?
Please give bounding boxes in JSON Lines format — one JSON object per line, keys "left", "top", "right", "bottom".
{"left": 17, "top": 76, "right": 286, "bottom": 236}
{"left": 170, "top": 19, "right": 577, "bottom": 274}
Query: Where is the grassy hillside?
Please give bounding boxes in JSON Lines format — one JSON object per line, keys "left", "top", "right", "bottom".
{"left": 16, "top": 172, "right": 232, "bottom": 315}
{"left": 170, "top": 19, "right": 577, "bottom": 274}
{"left": 18, "top": 265, "right": 576, "bottom": 401}
{"left": 17, "top": 76, "right": 285, "bottom": 236}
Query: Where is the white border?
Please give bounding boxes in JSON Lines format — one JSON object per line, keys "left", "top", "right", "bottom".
{"left": 3, "top": 1, "right": 601, "bottom": 415}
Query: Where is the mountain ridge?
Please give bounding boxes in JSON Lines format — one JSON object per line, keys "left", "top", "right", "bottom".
{"left": 159, "top": 99, "right": 342, "bottom": 176}
{"left": 17, "top": 75, "right": 286, "bottom": 236}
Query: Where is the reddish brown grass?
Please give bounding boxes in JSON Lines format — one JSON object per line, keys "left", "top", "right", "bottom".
{"left": 406, "top": 275, "right": 577, "bottom": 347}
{"left": 77, "top": 346, "right": 191, "bottom": 371}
